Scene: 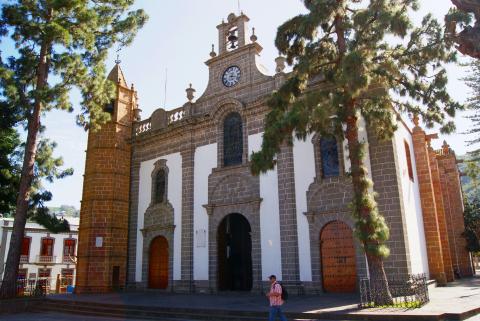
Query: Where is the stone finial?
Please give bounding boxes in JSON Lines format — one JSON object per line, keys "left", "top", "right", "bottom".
{"left": 134, "top": 106, "right": 142, "bottom": 121}
{"left": 227, "top": 13, "right": 236, "bottom": 23}
{"left": 426, "top": 136, "right": 432, "bottom": 149}
{"left": 412, "top": 114, "right": 420, "bottom": 127}
{"left": 275, "top": 56, "right": 286, "bottom": 74}
{"left": 186, "top": 83, "right": 196, "bottom": 102}
{"left": 210, "top": 44, "right": 217, "bottom": 58}
{"left": 250, "top": 27, "right": 257, "bottom": 42}
{"left": 442, "top": 140, "right": 450, "bottom": 155}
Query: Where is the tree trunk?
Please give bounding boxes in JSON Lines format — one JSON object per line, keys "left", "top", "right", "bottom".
{"left": 0, "top": 39, "right": 51, "bottom": 299}
{"left": 345, "top": 101, "right": 393, "bottom": 305}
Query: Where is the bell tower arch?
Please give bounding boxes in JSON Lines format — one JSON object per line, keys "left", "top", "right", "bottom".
{"left": 76, "top": 63, "right": 140, "bottom": 293}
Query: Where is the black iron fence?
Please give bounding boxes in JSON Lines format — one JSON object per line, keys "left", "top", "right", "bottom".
{"left": 0, "top": 276, "right": 73, "bottom": 297}
{"left": 359, "top": 273, "right": 429, "bottom": 308}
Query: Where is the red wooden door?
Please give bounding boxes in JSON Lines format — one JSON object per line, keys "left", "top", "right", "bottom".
{"left": 320, "top": 220, "right": 357, "bottom": 293}
{"left": 149, "top": 236, "right": 168, "bottom": 289}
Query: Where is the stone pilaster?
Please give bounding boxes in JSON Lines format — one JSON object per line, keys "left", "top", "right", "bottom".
{"left": 427, "top": 145, "right": 454, "bottom": 282}
{"left": 436, "top": 143, "right": 473, "bottom": 277}
{"left": 411, "top": 126, "right": 446, "bottom": 285}
{"left": 367, "top": 128, "right": 411, "bottom": 278}
{"left": 276, "top": 143, "right": 301, "bottom": 291}
{"left": 180, "top": 145, "right": 195, "bottom": 292}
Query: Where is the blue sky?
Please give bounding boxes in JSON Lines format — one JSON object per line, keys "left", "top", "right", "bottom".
{"left": 3, "top": 1, "right": 476, "bottom": 209}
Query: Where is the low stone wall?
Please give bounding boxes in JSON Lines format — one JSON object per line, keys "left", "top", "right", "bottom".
{"left": 0, "top": 297, "right": 44, "bottom": 315}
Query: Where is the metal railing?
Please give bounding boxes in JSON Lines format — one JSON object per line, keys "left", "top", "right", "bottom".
{"left": 36, "top": 255, "right": 56, "bottom": 264}
{"left": 0, "top": 276, "right": 74, "bottom": 297}
{"left": 62, "top": 256, "right": 75, "bottom": 264}
{"left": 14, "top": 277, "right": 51, "bottom": 297}
{"left": 359, "top": 273, "right": 429, "bottom": 308}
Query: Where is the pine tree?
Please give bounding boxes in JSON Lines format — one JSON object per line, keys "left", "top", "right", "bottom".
{"left": 0, "top": 0, "right": 147, "bottom": 299}
{"left": 1, "top": 58, "right": 72, "bottom": 225}
{"left": 460, "top": 60, "right": 480, "bottom": 156}
{"left": 463, "top": 197, "right": 480, "bottom": 253}
{"left": 251, "top": 0, "right": 460, "bottom": 305}
{"left": 447, "top": 1, "right": 480, "bottom": 59}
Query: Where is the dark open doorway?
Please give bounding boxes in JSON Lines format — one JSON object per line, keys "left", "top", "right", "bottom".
{"left": 217, "top": 213, "right": 252, "bottom": 291}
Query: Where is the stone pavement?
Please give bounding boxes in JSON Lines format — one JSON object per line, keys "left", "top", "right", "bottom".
{"left": 1, "top": 275, "right": 479, "bottom": 321}
{"left": 47, "top": 275, "right": 480, "bottom": 315}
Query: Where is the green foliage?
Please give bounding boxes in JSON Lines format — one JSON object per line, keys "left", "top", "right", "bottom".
{"left": 463, "top": 197, "right": 480, "bottom": 253}
{"left": 462, "top": 158, "right": 480, "bottom": 200}
{"left": 0, "top": 74, "right": 72, "bottom": 231}
{"left": 0, "top": 0, "right": 148, "bottom": 131}
{"left": 48, "top": 205, "right": 79, "bottom": 217}
{"left": 461, "top": 60, "right": 480, "bottom": 155}
{"left": 251, "top": 0, "right": 460, "bottom": 263}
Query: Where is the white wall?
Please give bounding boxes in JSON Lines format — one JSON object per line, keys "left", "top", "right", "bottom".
{"left": 292, "top": 136, "right": 315, "bottom": 281}
{"left": 193, "top": 143, "right": 217, "bottom": 280}
{"left": 393, "top": 122, "right": 429, "bottom": 276}
{"left": 135, "top": 153, "right": 183, "bottom": 282}
{"left": 249, "top": 133, "right": 283, "bottom": 280}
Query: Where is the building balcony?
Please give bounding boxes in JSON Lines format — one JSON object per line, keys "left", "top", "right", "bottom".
{"left": 62, "top": 256, "right": 76, "bottom": 264}
{"left": 19, "top": 255, "right": 29, "bottom": 264}
{"left": 36, "top": 255, "right": 56, "bottom": 264}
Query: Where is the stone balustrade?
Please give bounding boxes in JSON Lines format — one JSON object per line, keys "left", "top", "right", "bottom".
{"left": 135, "top": 106, "right": 186, "bottom": 136}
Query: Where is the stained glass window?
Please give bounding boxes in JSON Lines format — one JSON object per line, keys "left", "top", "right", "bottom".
{"left": 155, "top": 169, "right": 166, "bottom": 203}
{"left": 223, "top": 112, "right": 243, "bottom": 166}
{"left": 320, "top": 136, "right": 340, "bottom": 178}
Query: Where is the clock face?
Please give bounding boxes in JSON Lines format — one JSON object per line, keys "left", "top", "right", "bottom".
{"left": 222, "top": 66, "right": 241, "bottom": 87}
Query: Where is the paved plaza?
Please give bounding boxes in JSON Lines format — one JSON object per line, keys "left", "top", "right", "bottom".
{"left": 0, "top": 275, "right": 479, "bottom": 321}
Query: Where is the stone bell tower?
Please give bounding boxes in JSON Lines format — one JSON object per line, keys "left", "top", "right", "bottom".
{"left": 76, "top": 63, "right": 140, "bottom": 293}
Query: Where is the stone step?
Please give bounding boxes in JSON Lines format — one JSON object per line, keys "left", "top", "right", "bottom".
{"left": 39, "top": 298, "right": 449, "bottom": 321}
{"left": 38, "top": 299, "right": 334, "bottom": 321}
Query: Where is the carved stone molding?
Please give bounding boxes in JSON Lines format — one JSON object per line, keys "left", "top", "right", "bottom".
{"left": 140, "top": 224, "right": 176, "bottom": 237}
{"left": 203, "top": 197, "right": 263, "bottom": 216}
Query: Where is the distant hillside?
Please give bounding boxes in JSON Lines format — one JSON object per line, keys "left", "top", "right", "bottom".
{"left": 459, "top": 155, "right": 480, "bottom": 202}
{"left": 48, "top": 205, "right": 79, "bottom": 217}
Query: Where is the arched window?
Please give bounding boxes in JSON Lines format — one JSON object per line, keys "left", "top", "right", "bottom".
{"left": 320, "top": 136, "right": 340, "bottom": 178}
{"left": 223, "top": 112, "right": 243, "bottom": 166}
{"left": 155, "top": 169, "right": 166, "bottom": 203}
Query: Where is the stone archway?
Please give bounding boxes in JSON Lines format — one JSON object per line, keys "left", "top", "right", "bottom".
{"left": 320, "top": 220, "right": 357, "bottom": 293}
{"left": 148, "top": 236, "right": 169, "bottom": 289}
{"left": 217, "top": 213, "right": 253, "bottom": 291}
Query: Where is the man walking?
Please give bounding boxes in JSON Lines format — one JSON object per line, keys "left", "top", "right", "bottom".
{"left": 266, "top": 275, "right": 287, "bottom": 321}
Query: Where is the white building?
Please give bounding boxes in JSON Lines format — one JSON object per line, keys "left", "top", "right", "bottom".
{"left": 0, "top": 217, "right": 79, "bottom": 293}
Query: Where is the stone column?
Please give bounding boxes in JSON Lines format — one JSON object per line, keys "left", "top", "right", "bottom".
{"left": 411, "top": 125, "right": 446, "bottom": 285}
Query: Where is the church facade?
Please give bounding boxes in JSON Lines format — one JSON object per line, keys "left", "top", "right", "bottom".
{"left": 75, "top": 12, "right": 473, "bottom": 294}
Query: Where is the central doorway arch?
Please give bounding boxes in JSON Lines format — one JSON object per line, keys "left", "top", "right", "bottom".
{"left": 217, "top": 213, "right": 252, "bottom": 291}
{"left": 149, "top": 236, "right": 168, "bottom": 289}
{"left": 320, "top": 220, "right": 357, "bottom": 293}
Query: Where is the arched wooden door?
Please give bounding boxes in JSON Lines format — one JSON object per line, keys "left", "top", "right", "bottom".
{"left": 320, "top": 220, "right": 357, "bottom": 293}
{"left": 149, "top": 236, "right": 168, "bottom": 289}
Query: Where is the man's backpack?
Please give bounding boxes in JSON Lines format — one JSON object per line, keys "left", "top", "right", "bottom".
{"left": 278, "top": 283, "right": 288, "bottom": 300}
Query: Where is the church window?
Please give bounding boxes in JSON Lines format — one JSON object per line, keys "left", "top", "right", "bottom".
{"left": 104, "top": 99, "right": 115, "bottom": 114}
{"left": 155, "top": 169, "right": 166, "bottom": 203}
{"left": 404, "top": 140, "right": 414, "bottom": 181}
{"left": 223, "top": 112, "right": 243, "bottom": 166}
{"left": 320, "top": 136, "right": 340, "bottom": 178}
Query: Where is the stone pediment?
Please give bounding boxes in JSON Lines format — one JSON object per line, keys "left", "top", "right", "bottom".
{"left": 144, "top": 201, "right": 174, "bottom": 233}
